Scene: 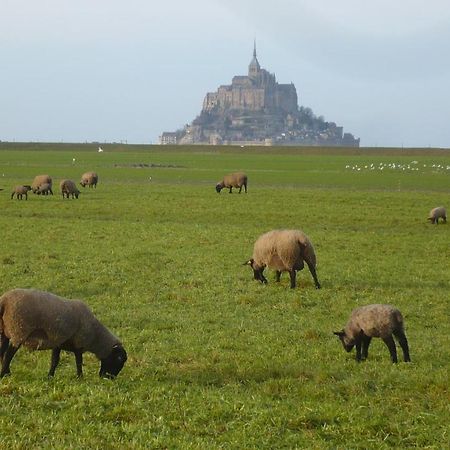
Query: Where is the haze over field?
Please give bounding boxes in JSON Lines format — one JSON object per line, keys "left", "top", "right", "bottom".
{"left": 1, "top": 0, "right": 450, "bottom": 147}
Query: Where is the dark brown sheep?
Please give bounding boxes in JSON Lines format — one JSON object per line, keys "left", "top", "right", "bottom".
{"left": 0, "top": 289, "right": 127, "bottom": 379}
{"left": 60, "top": 179, "right": 81, "bottom": 199}
{"left": 334, "top": 304, "right": 411, "bottom": 363}
{"left": 11, "top": 185, "right": 32, "bottom": 200}
{"left": 216, "top": 172, "right": 248, "bottom": 193}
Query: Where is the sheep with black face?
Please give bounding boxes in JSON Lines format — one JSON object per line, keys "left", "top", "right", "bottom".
{"left": 11, "top": 185, "right": 32, "bottom": 200}
{"left": 216, "top": 172, "right": 247, "bottom": 193}
{"left": 0, "top": 288, "right": 127, "bottom": 379}
{"left": 245, "top": 229, "right": 321, "bottom": 289}
{"left": 60, "top": 179, "right": 81, "bottom": 199}
{"left": 334, "top": 304, "right": 410, "bottom": 363}
{"left": 80, "top": 171, "right": 98, "bottom": 188}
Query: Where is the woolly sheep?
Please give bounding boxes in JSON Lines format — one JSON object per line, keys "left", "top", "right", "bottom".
{"left": 0, "top": 288, "right": 127, "bottom": 378}
{"left": 80, "top": 171, "right": 98, "bottom": 188}
{"left": 216, "top": 172, "right": 248, "bottom": 193}
{"left": 334, "top": 304, "right": 410, "bottom": 363}
{"left": 245, "top": 229, "right": 321, "bottom": 289}
{"left": 31, "top": 175, "right": 52, "bottom": 194}
{"left": 35, "top": 182, "right": 53, "bottom": 196}
{"left": 60, "top": 179, "right": 81, "bottom": 199}
{"left": 11, "top": 185, "right": 32, "bottom": 200}
{"left": 427, "top": 206, "right": 446, "bottom": 224}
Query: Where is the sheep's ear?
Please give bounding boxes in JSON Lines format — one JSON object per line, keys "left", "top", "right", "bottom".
{"left": 243, "top": 259, "right": 253, "bottom": 266}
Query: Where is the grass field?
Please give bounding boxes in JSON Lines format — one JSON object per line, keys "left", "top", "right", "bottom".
{"left": 0, "top": 143, "right": 449, "bottom": 449}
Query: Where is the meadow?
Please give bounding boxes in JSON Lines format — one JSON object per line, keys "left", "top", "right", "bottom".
{"left": 0, "top": 143, "right": 449, "bottom": 449}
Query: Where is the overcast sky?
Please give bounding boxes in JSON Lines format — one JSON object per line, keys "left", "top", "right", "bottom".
{"left": 1, "top": 0, "right": 450, "bottom": 147}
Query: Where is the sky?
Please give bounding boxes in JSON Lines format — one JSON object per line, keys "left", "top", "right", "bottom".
{"left": 1, "top": 0, "right": 450, "bottom": 147}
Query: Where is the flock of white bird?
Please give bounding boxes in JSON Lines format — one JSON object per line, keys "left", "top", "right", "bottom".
{"left": 345, "top": 160, "right": 450, "bottom": 172}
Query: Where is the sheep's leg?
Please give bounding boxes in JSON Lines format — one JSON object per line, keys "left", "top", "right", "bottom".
{"left": 0, "top": 334, "right": 10, "bottom": 362}
{"left": 244, "top": 183, "right": 247, "bottom": 193}
{"left": 382, "top": 336, "right": 398, "bottom": 363}
{"left": 306, "top": 261, "right": 321, "bottom": 289}
{"left": 25, "top": 193, "right": 28, "bottom": 200}
{"left": 74, "top": 350, "right": 83, "bottom": 377}
{"left": 0, "top": 343, "right": 21, "bottom": 377}
{"left": 253, "top": 268, "right": 268, "bottom": 284}
{"left": 259, "top": 270, "right": 268, "bottom": 284}
{"left": 229, "top": 187, "right": 232, "bottom": 193}
{"left": 275, "top": 271, "right": 282, "bottom": 282}
{"left": 48, "top": 348, "right": 61, "bottom": 377}
{"left": 361, "top": 336, "right": 372, "bottom": 360}
{"left": 393, "top": 330, "right": 411, "bottom": 362}
{"left": 355, "top": 338, "right": 363, "bottom": 362}
{"left": 289, "top": 269, "right": 296, "bottom": 289}
{"left": 238, "top": 186, "right": 242, "bottom": 193}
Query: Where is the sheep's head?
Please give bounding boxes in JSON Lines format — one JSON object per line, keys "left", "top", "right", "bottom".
{"left": 24, "top": 185, "right": 32, "bottom": 192}
{"left": 215, "top": 183, "right": 223, "bottom": 193}
{"left": 99, "top": 344, "right": 127, "bottom": 379}
{"left": 333, "top": 330, "right": 354, "bottom": 352}
{"left": 80, "top": 181, "right": 86, "bottom": 187}
{"left": 244, "top": 259, "right": 267, "bottom": 283}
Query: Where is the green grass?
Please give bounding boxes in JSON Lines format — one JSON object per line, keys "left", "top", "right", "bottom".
{"left": 0, "top": 143, "right": 449, "bottom": 449}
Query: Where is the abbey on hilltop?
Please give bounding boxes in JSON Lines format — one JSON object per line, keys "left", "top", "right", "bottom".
{"left": 160, "top": 43, "right": 359, "bottom": 147}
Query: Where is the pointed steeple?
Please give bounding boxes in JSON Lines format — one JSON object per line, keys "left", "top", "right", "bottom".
{"left": 248, "top": 40, "right": 260, "bottom": 79}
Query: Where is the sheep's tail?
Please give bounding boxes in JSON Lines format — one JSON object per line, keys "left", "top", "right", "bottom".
{"left": 0, "top": 300, "right": 5, "bottom": 333}
{"left": 393, "top": 309, "right": 405, "bottom": 331}
{"left": 297, "top": 237, "right": 316, "bottom": 266}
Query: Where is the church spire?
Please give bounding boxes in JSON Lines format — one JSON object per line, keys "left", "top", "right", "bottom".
{"left": 248, "top": 39, "right": 261, "bottom": 79}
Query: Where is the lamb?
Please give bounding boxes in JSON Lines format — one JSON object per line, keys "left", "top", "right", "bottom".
{"left": 334, "top": 304, "right": 411, "bottom": 363}
{"left": 80, "top": 171, "right": 98, "bottom": 188}
{"left": 216, "top": 172, "right": 248, "bottom": 193}
{"left": 60, "top": 179, "right": 81, "bottom": 199}
{"left": 31, "top": 175, "right": 52, "bottom": 194}
{"left": 11, "top": 185, "right": 32, "bottom": 200}
{"left": 244, "top": 229, "right": 321, "bottom": 289}
{"left": 35, "top": 182, "right": 53, "bottom": 196}
{"left": 427, "top": 206, "right": 446, "bottom": 224}
{"left": 0, "top": 288, "right": 127, "bottom": 379}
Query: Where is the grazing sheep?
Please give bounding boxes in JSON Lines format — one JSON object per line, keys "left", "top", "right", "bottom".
{"left": 80, "top": 171, "right": 98, "bottom": 188}
{"left": 60, "top": 179, "right": 80, "bottom": 199}
{"left": 334, "top": 304, "right": 410, "bottom": 363}
{"left": 31, "top": 175, "right": 52, "bottom": 194}
{"left": 245, "top": 229, "right": 321, "bottom": 289}
{"left": 427, "top": 206, "right": 446, "bottom": 224}
{"left": 11, "top": 185, "right": 32, "bottom": 200}
{"left": 0, "top": 288, "right": 127, "bottom": 379}
{"left": 216, "top": 172, "right": 248, "bottom": 193}
{"left": 35, "top": 182, "right": 53, "bottom": 196}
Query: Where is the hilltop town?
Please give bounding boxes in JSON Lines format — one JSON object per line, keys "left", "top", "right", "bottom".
{"left": 161, "top": 44, "right": 359, "bottom": 147}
